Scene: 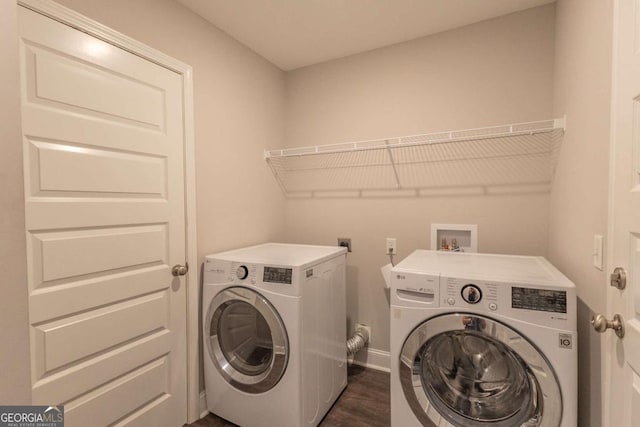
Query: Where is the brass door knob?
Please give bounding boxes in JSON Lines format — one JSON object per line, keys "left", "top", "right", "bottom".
{"left": 591, "top": 313, "right": 625, "bottom": 338}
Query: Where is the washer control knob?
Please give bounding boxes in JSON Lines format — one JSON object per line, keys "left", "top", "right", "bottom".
{"left": 489, "top": 303, "right": 498, "bottom": 311}
{"left": 461, "top": 284, "right": 482, "bottom": 304}
{"left": 236, "top": 265, "right": 249, "bottom": 280}
{"left": 446, "top": 297, "right": 455, "bottom": 305}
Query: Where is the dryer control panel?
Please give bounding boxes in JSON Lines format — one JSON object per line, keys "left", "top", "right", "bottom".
{"left": 263, "top": 266, "right": 293, "bottom": 284}
{"left": 203, "top": 257, "right": 304, "bottom": 297}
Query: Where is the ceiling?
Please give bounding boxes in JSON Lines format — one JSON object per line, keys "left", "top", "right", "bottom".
{"left": 177, "top": 0, "right": 555, "bottom": 71}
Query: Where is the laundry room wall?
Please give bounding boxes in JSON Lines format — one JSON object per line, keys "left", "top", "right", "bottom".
{"left": 55, "top": 0, "right": 287, "bottom": 261}
{"left": 0, "top": 0, "right": 31, "bottom": 403}
{"left": 282, "top": 5, "right": 556, "bottom": 356}
{"left": 548, "top": 0, "right": 613, "bottom": 425}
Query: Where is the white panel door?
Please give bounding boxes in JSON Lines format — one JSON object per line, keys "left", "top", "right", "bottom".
{"left": 607, "top": 0, "right": 640, "bottom": 426}
{"left": 18, "top": 6, "right": 187, "bottom": 426}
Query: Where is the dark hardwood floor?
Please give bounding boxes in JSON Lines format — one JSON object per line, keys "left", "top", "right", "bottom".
{"left": 187, "top": 365, "right": 390, "bottom": 427}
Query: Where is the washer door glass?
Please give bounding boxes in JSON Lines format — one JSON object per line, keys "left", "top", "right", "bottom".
{"left": 399, "top": 314, "right": 562, "bottom": 427}
{"left": 206, "top": 287, "right": 288, "bottom": 394}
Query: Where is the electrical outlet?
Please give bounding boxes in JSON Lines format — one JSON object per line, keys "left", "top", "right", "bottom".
{"left": 355, "top": 323, "right": 371, "bottom": 344}
{"left": 337, "top": 238, "right": 352, "bottom": 252}
{"left": 386, "top": 237, "right": 397, "bottom": 255}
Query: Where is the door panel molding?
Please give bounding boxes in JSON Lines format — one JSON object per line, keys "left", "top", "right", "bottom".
{"left": 17, "top": 0, "right": 199, "bottom": 422}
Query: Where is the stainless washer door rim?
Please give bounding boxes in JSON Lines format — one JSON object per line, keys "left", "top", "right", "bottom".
{"left": 399, "top": 313, "right": 562, "bottom": 427}
{"left": 206, "top": 286, "right": 289, "bottom": 394}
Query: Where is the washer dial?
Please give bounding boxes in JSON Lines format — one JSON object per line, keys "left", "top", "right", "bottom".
{"left": 461, "top": 284, "right": 482, "bottom": 304}
{"left": 236, "top": 265, "right": 249, "bottom": 280}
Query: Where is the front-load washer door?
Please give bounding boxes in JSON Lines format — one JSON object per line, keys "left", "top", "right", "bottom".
{"left": 206, "top": 286, "right": 289, "bottom": 394}
{"left": 399, "top": 313, "right": 562, "bottom": 427}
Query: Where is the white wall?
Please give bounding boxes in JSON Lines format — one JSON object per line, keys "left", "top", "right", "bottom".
{"left": 0, "top": 0, "right": 31, "bottom": 404}
{"left": 283, "top": 5, "right": 556, "bottom": 352}
{"left": 549, "top": 0, "right": 613, "bottom": 425}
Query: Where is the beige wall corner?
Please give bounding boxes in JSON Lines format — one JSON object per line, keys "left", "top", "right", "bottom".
{"left": 0, "top": 0, "right": 31, "bottom": 404}
{"left": 549, "top": 0, "right": 614, "bottom": 426}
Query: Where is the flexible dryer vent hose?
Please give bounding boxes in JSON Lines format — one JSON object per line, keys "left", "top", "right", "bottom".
{"left": 346, "top": 326, "right": 370, "bottom": 356}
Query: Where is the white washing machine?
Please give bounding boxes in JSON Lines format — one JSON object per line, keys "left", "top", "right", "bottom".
{"left": 202, "top": 243, "right": 347, "bottom": 427}
{"left": 390, "top": 250, "right": 577, "bottom": 427}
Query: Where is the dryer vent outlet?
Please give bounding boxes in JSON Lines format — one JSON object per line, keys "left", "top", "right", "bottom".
{"left": 347, "top": 323, "right": 371, "bottom": 356}
{"left": 355, "top": 323, "right": 371, "bottom": 344}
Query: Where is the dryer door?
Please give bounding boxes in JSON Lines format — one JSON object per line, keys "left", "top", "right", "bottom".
{"left": 205, "top": 286, "right": 289, "bottom": 394}
{"left": 399, "top": 313, "right": 561, "bottom": 427}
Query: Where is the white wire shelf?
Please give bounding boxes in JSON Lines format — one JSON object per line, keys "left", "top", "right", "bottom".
{"left": 265, "top": 118, "right": 565, "bottom": 198}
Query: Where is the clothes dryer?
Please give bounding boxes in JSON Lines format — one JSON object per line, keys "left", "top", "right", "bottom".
{"left": 203, "top": 243, "right": 347, "bottom": 427}
{"left": 390, "top": 250, "right": 577, "bottom": 427}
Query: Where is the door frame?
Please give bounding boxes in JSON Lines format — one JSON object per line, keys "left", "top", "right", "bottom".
{"left": 18, "top": 0, "right": 200, "bottom": 422}
{"left": 604, "top": 0, "right": 622, "bottom": 425}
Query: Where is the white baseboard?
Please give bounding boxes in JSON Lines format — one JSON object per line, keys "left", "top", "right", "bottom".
{"left": 199, "top": 390, "right": 208, "bottom": 419}
{"left": 350, "top": 347, "right": 390, "bottom": 372}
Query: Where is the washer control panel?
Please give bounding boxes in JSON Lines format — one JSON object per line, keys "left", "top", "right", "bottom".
{"left": 511, "top": 287, "right": 567, "bottom": 313}
{"left": 443, "top": 277, "right": 499, "bottom": 312}
{"left": 393, "top": 270, "right": 574, "bottom": 327}
{"left": 442, "top": 276, "right": 569, "bottom": 318}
